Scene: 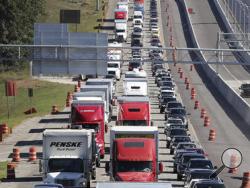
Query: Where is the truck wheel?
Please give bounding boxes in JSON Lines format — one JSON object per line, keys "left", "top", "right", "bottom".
{"left": 170, "top": 149, "right": 174, "bottom": 155}
{"left": 87, "top": 181, "right": 90, "bottom": 188}
{"left": 92, "top": 169, "right": 96, "bottom": 180}
{"left": 177, "top": 174, "right": 182, "bottom": 181}
{"left": 96, "top": 159, "right": 101, "bottom": 167}
{"left": 166, "top": 141, "right": 170, "bottom": 148}
{"left": 173, "top": 167, "right": 177, "bottom": 173}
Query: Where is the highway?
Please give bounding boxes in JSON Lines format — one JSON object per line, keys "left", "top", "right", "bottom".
{"left": 185, "top": 0, "right": 250, "bottom": 105}
{"left": 159, "top": 0, "right": 250, "bottom": 187}
{"left": 0, "top": 0, "right": 249, "bottom": 188}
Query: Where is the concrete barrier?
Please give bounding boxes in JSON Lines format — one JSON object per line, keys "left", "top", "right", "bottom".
{"left": 211, "top": 0, "right": 250, "bottom": 67}
{"left": 179, "top": 0, "right": 250, "bottom": 126}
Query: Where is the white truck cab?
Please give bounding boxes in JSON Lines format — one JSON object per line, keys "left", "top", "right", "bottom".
{"left": 115, "top": 20, "right": 128, "bottom": 42}
{"left": 108, "top": 62, "right": 121, "bottom": 80}
{"left": 133, "top": 11, "right": 143, "bottom": 26}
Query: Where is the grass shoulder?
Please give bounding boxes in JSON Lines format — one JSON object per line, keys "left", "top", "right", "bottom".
{"left": 0, "top": 67, "right": 73, "bottom": 129}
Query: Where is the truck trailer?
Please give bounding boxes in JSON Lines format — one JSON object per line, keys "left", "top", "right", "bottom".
{"left": 41, "top": 129, "right": 98, "bottom": 188}
{"left": 106, "top": 126, "right": 163, "bottom": 182}
{"left": 123, "top": 78, "right": 148, "bottom": 96}
{"left": 80, "top": 85, "right": 112, "bottom": 121}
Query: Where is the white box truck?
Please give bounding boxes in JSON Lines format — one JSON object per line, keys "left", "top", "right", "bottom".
{"left": 86, "top": 79, "right": 114, "bottom": 99}
{"left": 123, "top": 78, "right": 148, "bottom": 96}
{"left": 41, "top": 129, "right": 98, "bottom": 188}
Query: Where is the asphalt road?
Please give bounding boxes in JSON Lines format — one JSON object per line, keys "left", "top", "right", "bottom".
{"left": 185, "top": 0, "right": 250, "bottom": 105}
{"left": 1, "top": 0, "right": 249, "bottom": 188}
{"left": 159, "top": 0, "right": 250, "bottom": 187}
{"left": 0, "top": 0, "right": 184, "bottom": 187}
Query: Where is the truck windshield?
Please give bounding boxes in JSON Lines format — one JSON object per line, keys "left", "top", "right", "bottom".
{"left": 134, "top": 16, "right": 142, "bottom": 19}
{"left": 108, "top": 71, "right": 116, "bottom": 75}
{"left": 82, "top": 123, "right": 99, "bottom": 132}
{"left": 108, "top": 63, "right": 119, "bottom": 68}
{"left": 116, "top": 161, "right": 152, "bottom": 172}
{"left": 116, "top": 29, "right": 125, "bottom": 33}
{"left": 122, "top": 120, "right": 147, "bottom": 126}
{"left": 48, "top": 158, "right": 83, "bottom": 173}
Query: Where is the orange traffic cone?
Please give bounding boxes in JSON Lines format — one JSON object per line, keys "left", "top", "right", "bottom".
{"left": 241, "top": 172, "right": 250, "bottom": 188}
{"left": 12, "top": 148, "right": 21, "bottom": 162}
{"left": 2, "top": 123, "right": 9, "bottom": 134}
{"left": 228, "top": 154, "right": 238, "bottom": 174}
{"left": 200, "top": 108, "right": 206, "bottom": 118}
{"left": 7, "top": 163, "right": 16, "bottom": 179}
{"left": 204, "top": 116, "right": 211, "bottom": 127}
{"left": 51, "top": 105, "right": 59, "bottom": 114}
{"left": 29, "top": 147, "right": 37, "bottom": 161}
{"left": 74, "top": 85, "right": 80, "bottom": 92}
{"left": 208, "top": 129, "right": 216, "bottom": 141}
{"left": 180, "top": 71, "right": 183, "bottom": 79}
{"left": 194, "top": 100, "right": 200, "bottom": 109}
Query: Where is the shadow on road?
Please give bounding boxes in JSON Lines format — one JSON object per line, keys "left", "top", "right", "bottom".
{"left": 39, "top": 118, "right": 69, "bottom": 124}
{"left": 2, "top": 176, "right": 42, "bottom": 182}
{"left": 29, "top": 129, "right": 45, "bottom": 133}
{"left": 8, "top": 152, "right": 42, "bottom": 159}
{"left": 15, "top": 140, "right": 42, "bottom": 146}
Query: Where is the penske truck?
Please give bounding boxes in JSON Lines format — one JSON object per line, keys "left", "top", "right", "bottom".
{"left": 41, "top": 129, "right": 98, "bottom": 188}
{"left": 105, "top": 126, "right": 163, "bottom": 182}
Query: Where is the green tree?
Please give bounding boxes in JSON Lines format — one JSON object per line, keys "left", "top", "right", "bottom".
{"left": 0, "top": 0, "right": 45, "bottom": 70}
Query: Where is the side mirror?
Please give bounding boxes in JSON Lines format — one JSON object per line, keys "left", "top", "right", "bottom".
{"left": 105, "top": 162, "right": 110, "bottom": 173}
{"left": 151, "top": 121, "right": 154, "bottom": 126}
{"left": 187, "top": 113, "right": 191, "bottom": 116}
{"left": 159, "top": 162, "right": 164, "bottom": 173}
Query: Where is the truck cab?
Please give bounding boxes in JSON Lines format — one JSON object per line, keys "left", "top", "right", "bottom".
{"left": 115, "top": 20, "right": 127, "bottom": 42}
{"left": 117, "top": 96, "right": 151, "bottom": 126}
{"left": 108, "top": 61, "right": 121, "bottom": 80}
{"left": 112, "top": 138, "right": 157, "bottom": 181}
{"left": 71, "top": 100, "right": 105, "bottom": 158}
{"left": 106, "top": 126, "right": 163, "bottom": 182}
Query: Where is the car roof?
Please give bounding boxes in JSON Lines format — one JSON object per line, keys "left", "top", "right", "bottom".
{"left": 177, "top": 142, "right": 195, "bottom": 145}
{"left": 189, "top": 158, "right": 211, "bottom": 162}
{"left": 182, "top": 152, "right": 204, "bottom": 157}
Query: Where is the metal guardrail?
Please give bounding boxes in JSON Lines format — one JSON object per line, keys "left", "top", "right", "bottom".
{"left": 1, "top": 44, "right": 250, "bottom": 65}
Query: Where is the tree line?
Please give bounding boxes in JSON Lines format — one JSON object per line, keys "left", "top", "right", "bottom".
{"left": 0, "top": 0, "right": 45, "bottom": 71}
